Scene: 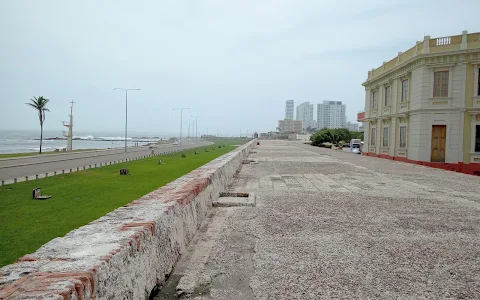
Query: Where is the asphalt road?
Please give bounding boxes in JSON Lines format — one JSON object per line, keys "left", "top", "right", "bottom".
{"left": 0, "top": 141, "right": 212, "bottom": 182}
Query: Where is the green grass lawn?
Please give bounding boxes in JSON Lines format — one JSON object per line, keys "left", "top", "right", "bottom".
{"left": 0, "top": 148, "right": 99, "bottom": 159}
{"left": 0, "top": 140, "right": 247, "bottom": 267}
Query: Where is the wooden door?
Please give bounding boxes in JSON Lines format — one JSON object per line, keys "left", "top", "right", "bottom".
{"left": 431, "top": 125, "right": 446, "bottom": 162}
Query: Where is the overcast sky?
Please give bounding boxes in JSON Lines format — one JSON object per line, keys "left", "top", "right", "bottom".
{"left": 1, "top": 0, "right": 479, "bottom": 137}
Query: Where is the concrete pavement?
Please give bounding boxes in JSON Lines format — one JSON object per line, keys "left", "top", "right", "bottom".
{"left": 0, "top": 141, "right": 212, "bottom": 183}
{"left": 155, "top": 140, "right": 480, "bottom": 299}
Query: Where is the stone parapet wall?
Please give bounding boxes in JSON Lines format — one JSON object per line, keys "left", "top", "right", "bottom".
{"left": 0, "top": 140, "right": 256, "bottom": 300}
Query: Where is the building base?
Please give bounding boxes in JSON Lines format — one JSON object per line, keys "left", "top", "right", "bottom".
{"left": 363, "top": 152, "right": 480, "bottom": 176}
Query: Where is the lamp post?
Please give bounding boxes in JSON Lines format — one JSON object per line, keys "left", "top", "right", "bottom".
{"left": 192, "top": 116, "right": 199, "bottom": 142}
{"left": 173, "top": 108, "right": 190, "bottom": 144}
{"left": 113, "top": 88, "right": 141, "bottom": 153}
{"left": 189, "top": 118, "right": 195, "bottom": 141}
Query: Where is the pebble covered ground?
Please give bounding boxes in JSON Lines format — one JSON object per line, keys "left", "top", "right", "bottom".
{"left": 157, "top": 140, "right": 480, "bottom": 300}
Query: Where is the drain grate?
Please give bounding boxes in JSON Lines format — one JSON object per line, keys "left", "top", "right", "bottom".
{"left": 241, "top": 159, "right": 259, "bottom": 164}
{"left": 219, "top": 192, "right": 249, "bottom": 197}
{"left": 214, "top": 192, "right": 256, "bottom": 207}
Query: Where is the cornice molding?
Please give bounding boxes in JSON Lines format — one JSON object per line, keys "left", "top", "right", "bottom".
{"left": 363, "top": 49, "right": 480, "bottom": 88}
{"left": 425, "top": 62, "right": 457, "bottom": 69}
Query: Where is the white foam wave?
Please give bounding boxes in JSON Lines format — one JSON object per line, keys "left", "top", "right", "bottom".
{"left": 98, "top": 136, "right": 132, "bottom": 141}
{"left": 29, "top": 147, "right": 54, "bottom": 151}
{"left": 73, "top": 135, "right": 95, "bottom": 140}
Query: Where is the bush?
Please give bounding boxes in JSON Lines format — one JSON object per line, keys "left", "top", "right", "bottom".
{"left": 323, "top": 143, "right": 333, "bottom": 148}
{"left": 310, "top": 129, "right": 331, "bottom": 146}
{"left": 310, "top": 128, "right": 363, "bottom": 147}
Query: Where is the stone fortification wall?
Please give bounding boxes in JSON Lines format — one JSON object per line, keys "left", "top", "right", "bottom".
{"left": 0, "top": 140, "right": 256, "bottom": 299}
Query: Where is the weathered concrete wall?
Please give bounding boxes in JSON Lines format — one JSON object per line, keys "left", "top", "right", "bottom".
{"left": 0, "top": 140, "right": 256, "bottom": 300}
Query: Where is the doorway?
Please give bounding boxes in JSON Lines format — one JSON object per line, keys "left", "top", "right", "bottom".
{"left": 431, "top": 125, "right": 446, "bottom": 162}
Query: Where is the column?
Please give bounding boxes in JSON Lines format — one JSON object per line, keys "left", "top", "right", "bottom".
{"left": 376, "top": 118, "right": 382, "bottom": 154}
{"left": 461, "top": 30, "right": 468, "bottom": 50}
{"left": 423, "top": 35, "right": 430, "bottom": 54}
{"left": 390, "top": 117, "right": 397, "bottom": 157}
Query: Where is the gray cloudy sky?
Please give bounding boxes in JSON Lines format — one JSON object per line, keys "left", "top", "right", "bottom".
{"left": 1, "top": 0, "right": 479, "bottom": 136}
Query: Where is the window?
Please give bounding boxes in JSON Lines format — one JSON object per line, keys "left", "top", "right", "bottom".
{"left": 400, "top": 126, "right": 407, "bottom": 148}
{"left": 476, "top": 125, "right": 480, "bottom": 152}
{"left": 384, "top": 86, "right": 391, "bottom": 106}
{"left": 370, "top": 128, "right": 376, "bottom": 146}
{"left": 371, "top": 91, "right": 377, "bottom": 109}
{"left": 478, "top": 68, "right": 480, "bottom": 96}
{"left": 401, "top": 80, "right": 409, "bottom": 102}
{"left": 383, "top": 127, "right": 389, "bottom": 147}
{"left": 433, "top": 71, "right": 449, "bottom": 97}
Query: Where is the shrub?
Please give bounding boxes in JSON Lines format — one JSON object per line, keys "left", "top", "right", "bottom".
{"left": 310, "top": 128, "right": 363, "bottom": 146}
{"left": 323, "top": 143, "right": 333, "bottom": 148}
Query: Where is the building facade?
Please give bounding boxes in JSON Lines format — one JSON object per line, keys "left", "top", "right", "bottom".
{"left": 285, "top": 100, "right": 294, "bottom": 120}
{"left": 346, "top": 122, "right": 359, "bottom": 131}
{"left": 317, "top": 101, "right": 346, "bottom": 129}
{"left": 296, "top": 102, "right": 314, "bottom": 131}
{"left": 278, "top": 119, "right": 303, "bottom": 134}
{"left": 361, "top": 30, "right": 480, "bottom": 175}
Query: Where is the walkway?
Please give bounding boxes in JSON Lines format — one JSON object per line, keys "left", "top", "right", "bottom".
{"left": 155, "top": 140, "right": 480, "bottom": 299}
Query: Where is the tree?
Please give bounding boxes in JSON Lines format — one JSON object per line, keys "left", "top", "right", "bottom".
{"left": 310, "top": 128, "right": 364, "bottom": 146}
{"left": 331, "top": 128, "right": 351, "bottom": 143}
{"left": 310, "top": 128, "right": 332, "bottom": 145}
{"left": 350, "top": 131, "right": 364, "bottom": 140}
{"left": 26, "top": 96, "right": 50, "bottom": 154}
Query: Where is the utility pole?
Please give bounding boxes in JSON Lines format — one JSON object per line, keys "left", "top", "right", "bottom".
{"left": 62, "top": 101, "right": 75, "bottom": 151}
{"left": 190, "top": 118, "right": 196, "bottom": 141}
{"left": 174, "top": 108, "right": 190, "bottom": 144}
{"left": 195, "top": 116, "right": 198, "bottom": 142}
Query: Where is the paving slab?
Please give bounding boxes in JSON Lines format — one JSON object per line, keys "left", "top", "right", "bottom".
{"left": 154, "top": 140, "right": 480, "bottom": 300}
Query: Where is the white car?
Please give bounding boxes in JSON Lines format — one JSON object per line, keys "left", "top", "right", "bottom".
{"left": 173, "top": 141, "right": 179, "bottom": 145}
{"left": 351, "top": 143, "right": 361, "bottom": 154}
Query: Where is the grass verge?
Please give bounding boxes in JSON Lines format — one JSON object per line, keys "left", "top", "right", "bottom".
{"left": 0, "top": 139, "right": 246, "bottom": 267}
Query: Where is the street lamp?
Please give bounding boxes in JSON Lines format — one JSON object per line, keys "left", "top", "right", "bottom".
{"left": 189, "top": 118, "right": 196, "bottom": 140}
{"left": 113, "top": 88, "right": 141, "bottom": 152}
{"left": 192, "top": 116, "right": 199, "bottom": 142}
{"left": 173, "top": 108, "right": 190, "bottom": 144}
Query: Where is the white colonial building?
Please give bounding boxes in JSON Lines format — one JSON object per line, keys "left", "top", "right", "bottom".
{"left": 361, "top": 30, "right": 480, "bottom": 175}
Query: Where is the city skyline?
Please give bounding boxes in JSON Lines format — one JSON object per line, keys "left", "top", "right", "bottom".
{"left": 283, "top": 99, "right": 353, "bottom": 131}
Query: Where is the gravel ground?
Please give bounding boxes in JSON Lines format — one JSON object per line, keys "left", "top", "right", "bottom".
{"left": 155, "top": 140, "right": 480, "bottom": 300}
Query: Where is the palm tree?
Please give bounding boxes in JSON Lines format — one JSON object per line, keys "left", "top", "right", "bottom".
{"left": 26, "top": 96, "right": 50, "bottom": 154}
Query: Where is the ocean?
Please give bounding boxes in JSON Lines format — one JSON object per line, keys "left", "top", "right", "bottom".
{"left": 0, "top": 130, "right": 169, "bottom": 154}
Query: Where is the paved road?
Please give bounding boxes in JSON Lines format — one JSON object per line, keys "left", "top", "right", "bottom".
{"left": 0, "top": 141, "right": 212, "bottom": 182}
{"left": 156, "top": 140, "right": 480, "bottom": 299}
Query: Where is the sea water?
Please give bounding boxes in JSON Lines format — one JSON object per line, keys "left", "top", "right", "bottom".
{"left": 0, "top": 130, "right": 167, "bottom": 154}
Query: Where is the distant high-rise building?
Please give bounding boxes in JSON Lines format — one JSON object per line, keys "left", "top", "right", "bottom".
{"left": 296, "top": 102, "right": 314, "bottom": 131}
{"left": 346, "top": 122, "right": 359, "bottom": 132}
{"left": 285, "top": 100, "right": 294, "bottom": 120}
{"left": 317, "top": 101, "right": 346, "bottom": 129}
{"left": 278, "top": 120, "right": 302, "bottom": 134}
